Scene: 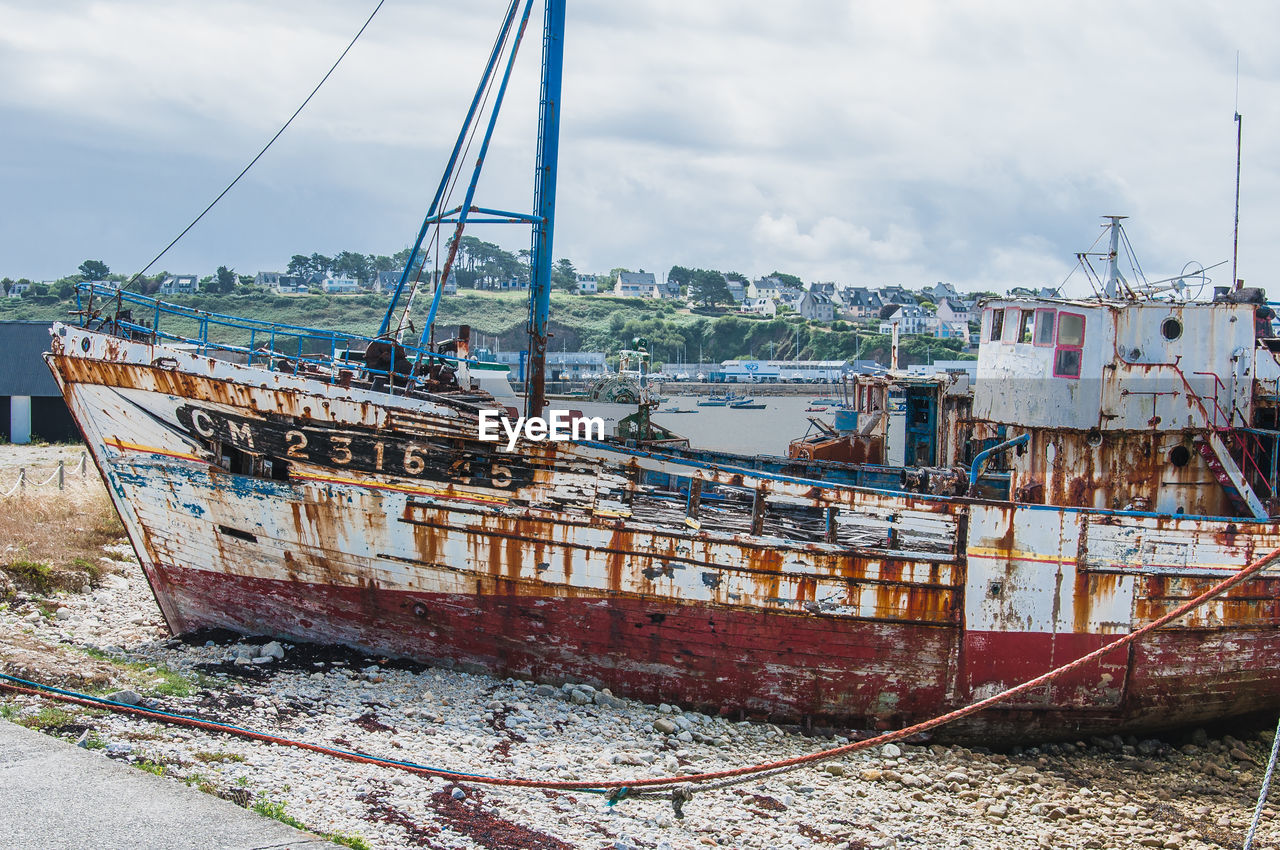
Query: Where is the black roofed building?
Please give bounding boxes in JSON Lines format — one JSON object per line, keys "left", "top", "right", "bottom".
{"left": 1, "top": 321, "right": 79, "bottom": 444}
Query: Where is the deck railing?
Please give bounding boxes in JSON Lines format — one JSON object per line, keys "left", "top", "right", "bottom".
{"left": 74, "top": 283, "right": 468, "bottom": 396}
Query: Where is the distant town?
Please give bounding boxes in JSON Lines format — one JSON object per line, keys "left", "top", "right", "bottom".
{"left": 1, "top": 237, "right": 1065, "bottom": 375}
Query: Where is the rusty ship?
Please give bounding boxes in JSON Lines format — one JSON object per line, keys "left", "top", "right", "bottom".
{"left": 45, "top": 2, "right": 1280, "bottom": 742}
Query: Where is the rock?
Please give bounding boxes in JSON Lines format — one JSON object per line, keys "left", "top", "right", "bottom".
{"left": 823, "top": 763, "right": 845, "bottom": 776}
{"left": 55, "top": 607, "right": 73, "bottom": 621}
{"left": 882, "top": 743, "right": 902, "bottom": 759}
{"left": 107, "top": 690, "right": 144, "bottom": 706}
{"left": 859, "top": 769, "right": 882, "bottom": 781}
{"left": 534, "top": 684, "right": 557, "bottom": 697}
{"left": 945, "top": 771, "right": 969, "bottom": 784}
{"left": 260, "top": 641, "right": 285, "bottom": 660}
{"left": 23, "top": 611, "right": 40, "bottom": 623}
{"left": 658, "top": 703, "right": 673, "bottom": 715}
{"left": 568, "top": 689, "right": 592, "bottom": 706}
{"left": 233, "top": 657, "right": 252, "bottom": 667}
{"left": 251, "top": 656, "right": 274, "bottom": 665}
{"left": 653, "top": 718, "right": 678, "bottom": 735}
{"left": 105, "top": 742, "right": 132, "bottom": 756}
{"left": 676, "top": 731, "right": 693, "bottom": 743}
{"left": 451, "top": 787, "right": 466, "bottom": 800}
{"left": 75, "top": 730, "right": 90, "bottom": 748}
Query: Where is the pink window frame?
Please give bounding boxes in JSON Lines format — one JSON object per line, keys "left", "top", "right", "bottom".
{"left": 1053, "top": 311, "right": 1086, "bottom": 379}
{"left": 1033, "top": 308, "right": 1056, "bottom": 347}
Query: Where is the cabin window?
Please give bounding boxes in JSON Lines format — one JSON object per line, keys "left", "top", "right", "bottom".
{"left": 1034, "top": 309, "right": 1056, "bottom": 346}
{"left": 1017, "top": 310, "right": 1035, "bottom": 344}
{"left": 1054, "top": 312, "right": 1085, "bottom": 378}
{"left": 988, "top": 309, "right": 1004, "bottom": 342}
{"left": 1161, "top": 317, "right": 1183, "bottom": 341}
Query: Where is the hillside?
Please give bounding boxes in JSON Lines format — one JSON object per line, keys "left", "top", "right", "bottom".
{"left": 0, "top": 289, "right": 972, "bottom": 366}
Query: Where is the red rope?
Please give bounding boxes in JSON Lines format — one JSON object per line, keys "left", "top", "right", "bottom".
{"left": 7, "top": 542, "right": 1280, "bottom": 791}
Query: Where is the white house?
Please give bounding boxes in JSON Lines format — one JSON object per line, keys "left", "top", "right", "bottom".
{"left": 615, "top": 271, "right": 661, "bottom": 299}
{"left": 576, "top": 274, "right": 598, "bottom": 295}
{"left": 740, "top": 296, "right": 777, "bottom": 317}
{"left": 158, "top": 274, "right": 199, "bottom": 295}
{"left": 321, "top": 277, "right": 361, "bottom": 295}
{"left": 878, "top": 304, "right": 935, "bottom": 335}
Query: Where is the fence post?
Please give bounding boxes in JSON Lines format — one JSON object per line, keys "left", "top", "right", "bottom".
{"left": 58, "top": 461, "right": 65, "bottom": 491}
{"left": 80, "top": 452, "right": 88, "bottom": 479}
{"left": 17, "top": 468, "right": 24, "bottom": 490}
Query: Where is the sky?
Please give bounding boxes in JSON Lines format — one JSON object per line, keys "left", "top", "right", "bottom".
{"left": 3, "top": 1, "right": 1280, "bottom": 299}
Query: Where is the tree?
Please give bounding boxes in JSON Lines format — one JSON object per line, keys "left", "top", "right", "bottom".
{"left": 333, "top": 251, "right": 372, "bottom": 283}
{"left": 78, "top": 259, "right": 110, "bottom": 280}
{"left": 0, "top": 277, "right": 12, "bottom": 295}
{"left": 309, "top": 253, "right": 333, "bottom": 278}
{"left": 552, "top": 258, "right": 577, "bottom": 291}
{"left": 667, "top": 265, "right": 694, "bottom": 291}
{"left": 209, "top": 265, "right": 238, "bottom": 293}
{"left": 690, "top": 269, "right": 732, "bottom": 308}
{"left": 769, "top": 271, "right": 804, "bottom": 289}
{"left": 287, "top": 254, "right": 313, "bottom": 277}
{"left": 724, "top": 271, "right": 748, "bottom": 284}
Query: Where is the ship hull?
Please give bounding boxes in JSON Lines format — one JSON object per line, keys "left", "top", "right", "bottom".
{"left": 45, "top": 324, "right": 1280, "bottom": 742}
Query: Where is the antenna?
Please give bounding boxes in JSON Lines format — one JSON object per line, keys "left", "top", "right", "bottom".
{"left": 1233, "top": 51, "right": 1243, "bottom": 292}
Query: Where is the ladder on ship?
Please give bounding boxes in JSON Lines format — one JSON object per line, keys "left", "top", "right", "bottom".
{"left": 1173, "top": 362, "right": 1272, "bottom": 518}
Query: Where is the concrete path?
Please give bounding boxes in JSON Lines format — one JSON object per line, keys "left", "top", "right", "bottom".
{"left": 0, "top": 719, "right": 343, "bottom": 850}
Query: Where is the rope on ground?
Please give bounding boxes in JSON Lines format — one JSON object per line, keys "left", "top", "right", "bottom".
{"left": 1243, "top": 713, "right": 1280, "bottom": 850}
{"left": 3, "top": 541, "right": 1280, "bottom": 811}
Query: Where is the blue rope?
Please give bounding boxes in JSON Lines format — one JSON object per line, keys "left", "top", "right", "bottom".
{"left": 0, "top": 671, "right": 609, "bottom": 794}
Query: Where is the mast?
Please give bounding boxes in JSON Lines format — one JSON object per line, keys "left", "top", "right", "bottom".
{"left": 526, "top": 0, "right": 566, "bottom": 419}
{"left": 1103, "top": 215, "right": 1127, "bottom": 298}
{"left": 1232, "top": 110, "right": 1243, "bottom": 291}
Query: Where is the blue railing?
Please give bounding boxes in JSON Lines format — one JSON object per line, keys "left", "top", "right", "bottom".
{"left": 74, "top": 283, "right": 469, "bottom": 396}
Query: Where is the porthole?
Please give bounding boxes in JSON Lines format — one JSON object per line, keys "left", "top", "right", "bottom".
{"left": 1161, "top": 317, "right": 1183, "bottom": 341}
{"left": 1169, "top": 445, "right": 1191, "bottom": 467}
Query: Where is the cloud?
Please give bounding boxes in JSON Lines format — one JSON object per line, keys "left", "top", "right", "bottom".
{"left": 3, "top": 0, "right": 1280, "bottom": 294}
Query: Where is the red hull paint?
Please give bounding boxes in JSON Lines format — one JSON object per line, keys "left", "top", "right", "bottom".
{"left": 146, "top": 563, "right": 1280, "bottom": 742}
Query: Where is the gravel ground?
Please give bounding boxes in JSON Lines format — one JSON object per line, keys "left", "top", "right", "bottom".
{"left": 3, "top": 449, "right": 1280, "bottom": 849}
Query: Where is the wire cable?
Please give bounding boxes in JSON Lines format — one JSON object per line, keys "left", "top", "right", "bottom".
{"left": 124, "top": 0, "right": 387, "bottom": 291}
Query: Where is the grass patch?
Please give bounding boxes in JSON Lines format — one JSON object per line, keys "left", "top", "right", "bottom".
{"left": 252, "top": 797, "right": 371, "bottom": 849}
{"left": 75, "top": 648, "right": 203, "bottom": 697}
{"left": 0, "top": 472, "right": 125, "bottom": 595}
{"left": 16, "top": 705, "right": 78, "bottom": 731}
{"left": 193, "top": 750, "right": 247, "bottom": 764}
{"left": 252, "top": 798, "right": 308, "bottom": 831}
{"left": 133, "top": 758, "right": 167, "bottom": 777}
{"left": 0, "top": 703, "right": 18, "bottom": 720}
{"left": 2, "top": 560, "right": 54, "bottom": 594}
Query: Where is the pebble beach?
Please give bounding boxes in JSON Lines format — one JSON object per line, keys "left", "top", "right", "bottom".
{"left": 3, "top": 446, "right": 1280, "bottom": 849}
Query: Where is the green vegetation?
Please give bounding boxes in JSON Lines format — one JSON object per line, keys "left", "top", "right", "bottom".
{"left": 16, "top": 705, "right": 78, "bottom": 731}
{"left": 133, "top": 758, "right": 168, "bottom": 777}
{"left": 193, "top": 751, "right": 247, "bottom": 764}
{"left": 77, "top": 648, "right": 202, "bottom": 697}
{"left": 3, "top": 561, "right": 54, "bottom": 594}
{"left": 251, "top": 797, "right": 370, "bottom": 848}
{"left": 0, "top": 277, "right": 974, "bottom": 367}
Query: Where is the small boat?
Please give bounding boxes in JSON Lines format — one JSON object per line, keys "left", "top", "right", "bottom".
{"left": 696, "top": 398, "right": 728, "bottom": 407}
{"left": 729, "top": 398, "right": 766, "bottom": 409}
{"left": 659, "top": 407, "right": 697, "bottom": 414}
{"left": 805, "top": 405, "right": 828, "bottom": 412}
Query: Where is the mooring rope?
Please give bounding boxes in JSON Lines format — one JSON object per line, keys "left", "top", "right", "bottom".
{"left": 1243, "top": 713, "right": 1280, "bottom": 850}
{"left": 4, "top": 542, "right": 1280, "bottom": 814}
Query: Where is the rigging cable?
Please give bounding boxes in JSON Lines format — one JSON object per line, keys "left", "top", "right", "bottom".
{"left": 123, "top": 0, "right": 387, "bottom": 291}
{"left": 394, "top": 0, "right": 522, "bottom": 342}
